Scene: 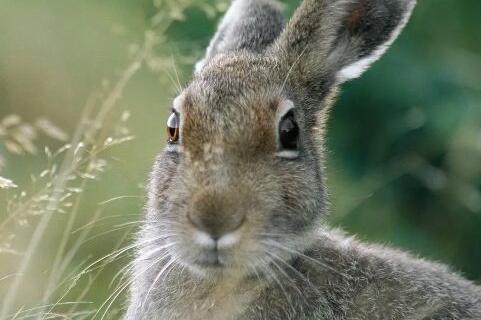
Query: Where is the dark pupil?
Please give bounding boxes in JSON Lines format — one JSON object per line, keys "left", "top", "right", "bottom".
{"left": 169, "top": 127, "right": 177, "bottom": 137}
{"left": 167, "top": 112, "right": 179, "bottom": 143}
{"left": 279, "top": 113, "right": 299, "bottom": 150}
{"left": 168, "top": 127, "right": 177, "bottom": 138}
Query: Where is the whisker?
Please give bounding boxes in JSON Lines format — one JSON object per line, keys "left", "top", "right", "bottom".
{"left": 74, "top": 234, "right": 176, "bottom": 282}
{"left": 108, "top": 260, "right": 136, "bottom": 291}
{"left": 137, "top": 242, "right": 178, "bottom": 262}
{"left": 265, "top": 249, "right": 321, "bottom": 295}
{"left": 264, "top": 251, "right": 307, "bottom": 299}
{"left": 4, "top": 302, "right": 92, "bottom": 320}
{"left": 279, "top": 45, "right": 309, "bottom": 94}
{"left": 95, "top": 253, "right": 170, "bottom": 320}
{"left": 107, "top": 240, "right": 179, "bottom": 290}
{"left": 259, "top": 256, "right": 297, "bottom": 317}
{"left": 261, "top": 240, "right": 350, "bottom": 279}
{"left": 170, "top": 54, "right": 184, "bottom": 94}
{"left": 71, "top": 214, "right": 143, "bottom": 234}
{"left": 141, "top": 257, "right": 178, "bottom": 312}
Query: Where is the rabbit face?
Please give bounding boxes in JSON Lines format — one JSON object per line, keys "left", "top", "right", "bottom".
{"left": 143, "top": 0, "right": 416, "bottom": 279}
{"left": 148, "top": 54, "right": 326, "bottom": 277}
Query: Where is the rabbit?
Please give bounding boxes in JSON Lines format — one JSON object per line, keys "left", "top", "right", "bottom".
{"left": 125, "top": 0, "right": 481, "bottom": 319}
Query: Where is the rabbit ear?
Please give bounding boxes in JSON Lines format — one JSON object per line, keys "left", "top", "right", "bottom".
{"left": 272, "top": 0, "right": 416, "bottom": 90}
{"left": 195, "top": 0, "right": 284, "bottom": 74}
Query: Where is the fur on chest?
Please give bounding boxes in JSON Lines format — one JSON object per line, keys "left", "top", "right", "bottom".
{"left": 154, "top": 273, "right": 262, "bottom": 320}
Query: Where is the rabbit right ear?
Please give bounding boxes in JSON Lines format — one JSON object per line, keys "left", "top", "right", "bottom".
{"left": 195, "top": 0, "right": 284, "bottom": 74}
{"left": 272, "top": 0, "right": 416, "bottom": 96}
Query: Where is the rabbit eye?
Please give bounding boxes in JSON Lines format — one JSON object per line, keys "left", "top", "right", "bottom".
{"left": 279, "top": 111, "right": 299, "bottom": 151}
{"left": 167, "top": 112, "right": 180, "bottom": 144}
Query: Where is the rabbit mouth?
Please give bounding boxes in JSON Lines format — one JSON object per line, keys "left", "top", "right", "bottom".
{"left": 193, "top": 249, "right": 223, "bottom": 268}
{"left": 184, "top": 244, "right": 242, "bottom": 274}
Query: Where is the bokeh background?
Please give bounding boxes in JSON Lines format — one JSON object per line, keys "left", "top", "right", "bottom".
{"left": 0, "top": 0, "right": 480, "bottom": 318}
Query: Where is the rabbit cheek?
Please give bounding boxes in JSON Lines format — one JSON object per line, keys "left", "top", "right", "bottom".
{"left": 148, "top": 152, "right": 181, "bottom": 211}
{"left": 266, "top": 160, "right": 325, "bottom": 237}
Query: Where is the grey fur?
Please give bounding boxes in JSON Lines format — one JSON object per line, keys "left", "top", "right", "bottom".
{"left": 126, "top": 0, "right": 481, "bottom": 319}
{"left": 195, "top": 0, "right": 284, "bottom": 73}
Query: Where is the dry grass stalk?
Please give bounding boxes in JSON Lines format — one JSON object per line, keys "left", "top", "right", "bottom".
{"left": 0, "top": 1, "right": 228, "bottom": 318}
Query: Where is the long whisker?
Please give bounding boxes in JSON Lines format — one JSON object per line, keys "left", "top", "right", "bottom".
{"left": 73, "top": 234, "right": 175, "bottom": 284}
{"left": 170, "top": 54, "right": 184, "bottom": 94}
{"left": 141, "top": 257, "right": 178, "bottom": 312}
{"left": 264, "top": 249, "right": 321, "bottom": 295}
{"left": 261, "top": 240, "right": 350, "bottom": 279}
{"left": 247, "top": 261, "right": 262, "bottom": 284}
{"left": 79, "top": 222, "right": 143, "bottom": 245}
{"left": 107, "top": 240, "right": 179, "bottom": 292}
{"left": 71, "top": 215, "right": 143, "bottom": 234}
{"left": 95, "top": 252, "right": 171, "bottom": 320}
{"left": 259, "top": 256, "right": 297, "bottom": 318}
{"left": 5, "top": 302, "right": 92, "bottom": 320}
{"left": 279, "top": 45, "right": 309, "bottom": 94}
{"left": 137, "top": 242, "right": 178, "bottom": 261}
{"left": 264, "top": 250, "right": 309, "bottom": 308}
{"left": 108, "top": 258, "right": 138, "bottom": 291}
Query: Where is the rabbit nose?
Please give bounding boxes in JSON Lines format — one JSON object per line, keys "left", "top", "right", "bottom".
{"left": 188, "top": 209, "right": 245, "bottom": 240}
{"left": 188, "top": 192, "right": 245, "bottom": 239}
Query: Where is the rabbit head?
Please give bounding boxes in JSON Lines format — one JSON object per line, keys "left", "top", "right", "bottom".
{"left": 145, "top": 0, "right": 416, "bottom": 278}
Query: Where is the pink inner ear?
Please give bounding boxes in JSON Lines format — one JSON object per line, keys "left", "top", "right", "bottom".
{"left": 346, "top": 0, "right": 368, "bottom": 33}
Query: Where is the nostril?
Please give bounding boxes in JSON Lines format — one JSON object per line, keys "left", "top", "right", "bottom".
{"left": 188, "top": 210, "right": 245, "bottom": 240}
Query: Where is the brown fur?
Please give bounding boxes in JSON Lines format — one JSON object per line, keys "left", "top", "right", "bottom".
{"left": 125, "top": 0, "right": 481, "bottom": 319}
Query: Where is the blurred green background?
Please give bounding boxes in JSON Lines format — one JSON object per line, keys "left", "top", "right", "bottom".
{"left": 0, "top": 0, "right": 480, "bottom": 317}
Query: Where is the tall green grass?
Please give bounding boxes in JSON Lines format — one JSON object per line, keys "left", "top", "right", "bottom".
{"left": 0, "top": 1, "right": 227, "bottom": 318}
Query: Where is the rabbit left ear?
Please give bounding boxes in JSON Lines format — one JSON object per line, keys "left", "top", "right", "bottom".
{"left": 271, "top": 0, "right": 416, "bottom": 93}
{"left": 334, "top": 0, "right": 417, "bottom": 82}
{"left": 195, "top": 0, "right": 284, "bottom": 74}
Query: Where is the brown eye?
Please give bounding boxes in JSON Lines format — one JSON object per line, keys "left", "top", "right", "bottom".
{"left": 279, "top": 111, "right": 299, "bottom": 150}
{"left": 167, "top": 112, "right": 179, "bottom": 143}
